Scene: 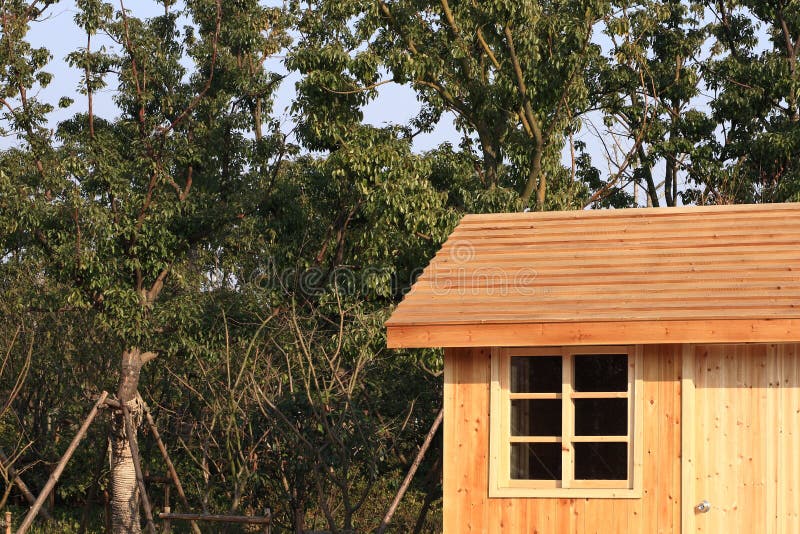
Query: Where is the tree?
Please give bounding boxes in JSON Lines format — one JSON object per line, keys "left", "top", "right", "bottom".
{"left": 593, "top": 1, "right": 800, "bottom": 206}
{"left": 0, "top": 0, "right": 288, "bottom": 530}
{"left": 289, "top": 0, "right": 611, "bottom": 209}
{"left": 244, "top": 131, "right": 452, "bottom": 532}
{"left": 594, "top": 0, "right": 712, "bottom": 207}
{"left": 697, "top": 0, "right": 800, "bottom": 203}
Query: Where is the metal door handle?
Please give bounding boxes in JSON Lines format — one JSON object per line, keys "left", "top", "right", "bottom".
{"left": 695, "top": 500, "right": 711, "bottom": 513}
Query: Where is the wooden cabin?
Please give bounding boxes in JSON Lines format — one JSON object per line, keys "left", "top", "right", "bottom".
{"left": 386, "top": 203, "right": 800, "bottom": 533}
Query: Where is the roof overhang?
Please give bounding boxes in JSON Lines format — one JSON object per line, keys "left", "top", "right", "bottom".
{"left": 386, "top": 203, "right": 800, "bottom": 348}
{"left": 387, "top": 318, "right": 800, "bottom": 348}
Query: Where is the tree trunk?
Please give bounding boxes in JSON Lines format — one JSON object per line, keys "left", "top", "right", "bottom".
{"left": 475, "top": 126, "right": 500, "bottom": 187}
{"left": 110, "top": 407, "right": 141, "bottom": 534}
{"left": 293, "top": 499, "right": 306, "bottom": 534}
{"left": 110, "top": 348, "right": 155, "bottom": 534}
{"left": 637, "top": 145, "right": 660, "bottom": 208}
{"left": 520, "top": 140, "right": 545, "bottom": 210}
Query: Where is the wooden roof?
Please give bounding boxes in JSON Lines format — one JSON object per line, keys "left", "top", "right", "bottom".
{"left": 386, "top": 203, "right": 800, "bottom": 348}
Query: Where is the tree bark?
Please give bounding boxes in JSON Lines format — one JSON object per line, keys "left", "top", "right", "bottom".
{"left": 637, "top": 145, "right": 660, "bottom": 207}
{"left": 110, "top": 348, "right": 155, "bottom": 534}
{"left": 476, "top": 130, "right": 500, "bottom": 186}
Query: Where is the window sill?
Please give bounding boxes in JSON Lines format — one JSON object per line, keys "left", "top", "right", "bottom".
{"left": 488, "top": 485, "right": 643, "bottom": 499}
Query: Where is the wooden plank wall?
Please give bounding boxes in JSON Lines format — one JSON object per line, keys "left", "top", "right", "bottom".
{"left": 685, "top": 343, "right": 800, "bottom": 533}
{"left": 774, "top": 344, "right": 800, "bottom": 529}
{"left": 443, "top": 345, "right": 681, "bottom": 534}
{"left": 689, "top": 344, "right": 769, "bottom": 533}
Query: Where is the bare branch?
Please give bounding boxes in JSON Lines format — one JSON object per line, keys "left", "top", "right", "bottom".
{"left": 321, "top": 79, "right": 393, "bottom": 95}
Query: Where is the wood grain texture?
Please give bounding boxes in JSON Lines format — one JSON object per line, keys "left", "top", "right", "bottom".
{"left": 386, "top": 203, "right": 800, "bottom": 348}
{"left": 685, "top": 344, "right": 800, "bottom": 534}
{"left": 681, "top": 345, "right": 696, "bottom": 534}
{"left": 443, "top": 346, "right": 490, "bottom": 532}
{"left": 444, "top": 345, "right": 681, "bottom": 534}
{"left": 769, "top": 343, "right": 799, "bottom": 534}
{"left": 387, "top": 319, "right": 800, "bottom": 348}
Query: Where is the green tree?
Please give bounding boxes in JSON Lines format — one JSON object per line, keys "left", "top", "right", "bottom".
{"left": 0, "top": 0, "right": 288, "bottom": 530}
{"left": 593, "top": 1, "right": 800, "bottom": 206}
{"left": 249, "top": 130, "right": 453, "bottom": 532}
{"left": 697, "top": 0, "right": 800, "bottom": 203}
{"left": 595, "top": 0, "right": 712, "bottom": 207}
{"left": 289, "top": 0, "right": 611, "bottom": 209}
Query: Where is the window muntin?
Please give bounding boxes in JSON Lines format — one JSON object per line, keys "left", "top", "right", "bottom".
{"left": 490, "top": 346, "right": 642, "bottom": 498}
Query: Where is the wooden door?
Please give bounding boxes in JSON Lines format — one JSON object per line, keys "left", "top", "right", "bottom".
{"left": 682, "top": 344, "right": 800, "bottom": 534}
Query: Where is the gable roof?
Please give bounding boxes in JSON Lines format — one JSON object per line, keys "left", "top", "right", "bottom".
{"left": 386, "top": 203, "right": 800, "bottom": 348}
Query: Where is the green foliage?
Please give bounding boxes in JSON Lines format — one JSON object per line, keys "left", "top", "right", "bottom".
{"left": 4, "top": 505, "right": 106, "bottom": 534}
{"left": 596, "top": 0, "right": 800, "bottom": 206}
{"left": 694, "top": 0, "right": 800, "bottom": 203}
{"left": 288, "top": 0, "right": 611, "bottom": 208}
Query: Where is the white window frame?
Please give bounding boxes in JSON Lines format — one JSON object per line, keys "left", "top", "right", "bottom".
{"left": 489, "top": 345, "right": 643, "bottom": 498}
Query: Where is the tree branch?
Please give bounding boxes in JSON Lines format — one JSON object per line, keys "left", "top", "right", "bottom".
{"left": 321, "top": 79, "right": 392, "bottom": 95}
{"left": 161, "top": 0, "right": 222, "bottom": 134}
{"left": 476, "top": 27, "right": 500, "bottom": 69}
{"left": 376, "top": 0, "right": 419, "bottom": 55}
{"left": 503, "top": 25, "right": 544, "bottom": 207}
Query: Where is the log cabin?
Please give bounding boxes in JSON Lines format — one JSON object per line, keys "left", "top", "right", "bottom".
{"left": 385, "top": 203, "right": 800, "bottom": 533}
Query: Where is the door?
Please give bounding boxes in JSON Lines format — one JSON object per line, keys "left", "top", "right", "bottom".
{"left": 682, "top": 344, "right": 800, "bottom": 534}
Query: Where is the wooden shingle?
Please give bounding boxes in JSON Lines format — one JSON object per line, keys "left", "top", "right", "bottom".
{"left": 386, "top": 203, "right": 800, "bottom": 347}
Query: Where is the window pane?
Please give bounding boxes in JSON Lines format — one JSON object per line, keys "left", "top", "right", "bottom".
{"left": 511, "top": 399, "right": 562, "bottom": 436}
{"left": 511, "top": 356, "right": 561, "bottom": 393}
{"left": 574, "top": 442, "right": 627, "bottom": 480}
{"left": 574, "top": 398, "right": 628, "bottom": 436}
{"left": 574, "top": 354, "right": 628, "bottom": 392}
{"left": 511, "top": 443, "right": 562, "bottom": 480}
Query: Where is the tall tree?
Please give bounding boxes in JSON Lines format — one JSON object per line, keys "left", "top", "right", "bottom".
{"left": 289, "top": 0, "right": 611, "bottom": 209}
{"left": 698, "top": 0, "right": 800, "bottom": 203}
{"left": 596, "top": 0, "right": 712, "bottom": 207}
{"left": 0, "top": 0, "right": 287, "bottom": 530}
{"left": 594, "top": 1, "right": 800, "bottom": 206}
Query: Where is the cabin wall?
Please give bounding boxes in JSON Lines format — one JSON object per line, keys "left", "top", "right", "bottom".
{"left": 684, "top": 343, "right": 800, "bottom": 533}
{"left": 771, "top": 344, "right": 800, "bottom": 529}
{"left": 443, "top": 345, "right": 682, "bottom": 534}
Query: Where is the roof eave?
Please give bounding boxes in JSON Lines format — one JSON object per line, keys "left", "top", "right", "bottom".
{"left": 386, "top": 318, "right": 800, "bottom": 349}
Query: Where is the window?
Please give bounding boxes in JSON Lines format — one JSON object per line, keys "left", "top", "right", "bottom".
{"left": 489, "top": 346, "right": 643, "bottom": 498}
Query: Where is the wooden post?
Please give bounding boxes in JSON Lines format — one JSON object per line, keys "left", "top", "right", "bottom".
{"left": 162, "top": 506, "right": 171, "bottom": 534}
{"left": 140, "top": 397, "right": 201, "bottom": 534}
{"left": 119, "top": 401, "right": 157, "bottom": 534}
{"left": 157, "top": 512, "right": 271, "bottom": 524}
{"left": 376, "top": 408, "right": 443, "bottom": 534}
{"left": 263, "top": 508, "right": 271, "bottom": 534}
{"left": 16, "top": 391, "right": 109, "bottom": 534}
{"left": 5, "top": 511, "right": 11, "bottom": 534}
{"left": 0, "top": 448, "right": 52, "bottom": 520}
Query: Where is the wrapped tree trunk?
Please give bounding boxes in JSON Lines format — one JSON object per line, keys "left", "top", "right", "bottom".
{"left": 110, "top": 349, "right": 155, "bottom": 534}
